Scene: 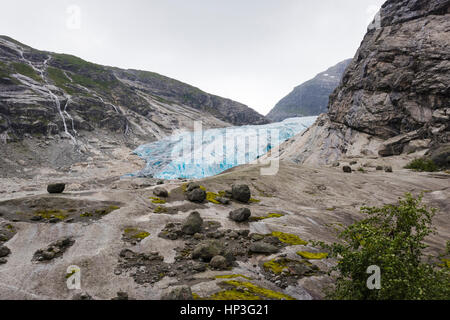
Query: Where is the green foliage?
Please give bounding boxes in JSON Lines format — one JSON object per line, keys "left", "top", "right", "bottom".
{"left": 316, "top": 194, "right": 450, "bottom": 300}
{"left": 12, "top": 62, "right": 42, "bottom": 82}
{"left": 405, "top": 158, "right": 439, "bottom": 172}
{"left": 47, "top": 67, "right": 75, "bottom": 95}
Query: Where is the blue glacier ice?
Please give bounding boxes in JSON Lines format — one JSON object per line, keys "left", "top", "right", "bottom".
{"left": 128, "top": 116, "right": 317, "bottom": 179}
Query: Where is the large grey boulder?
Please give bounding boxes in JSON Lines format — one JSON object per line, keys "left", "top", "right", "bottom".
{"left": 231, "top": 184, "right": 251, "bottom": 203}
{"left": 187, "top": 188, "right": 206, "bottom": 203}
{"left": 192, "top": 241, "right": 222, "bottom": 262}
{"left": 153, "top": 187, "right": 168, "bottom": 198}
{"left": 181, "top": 212, "right": 203, "bottom": 235}
{"left": 229, "top": 208, "right": 251, "bottom": 222}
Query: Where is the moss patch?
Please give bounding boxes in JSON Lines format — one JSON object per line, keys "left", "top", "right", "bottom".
{"left": 250, "top": 213, "right": 284, "bottom": 222}
{"left": 34, "top": 209, "right": 67, "bottom": 220}
{"left": 206, "top": 192, "right": 221, "bottom": 204}
{"left": 271, "top": 231, "right": 308, "bottom": 245}
{"left": 217, "top": 281, "right": 295, "bottom": 300}
{"left": 150, "top": 197, "right": 166, "bottom": 204}
{"left": 263, "top": 259, "right": 290, "bottom": 274}
{"left": 154, "top": 206, "right": 168, "bottom": 214}
{"left": 297, "top": 251, "right": 328, "bottom": 260}
{"left": 249, "top": 198, "right": 261, "bottom": 203}
{"left": 124, "top": 228, "right": 150, "bottom": 240}
{"left": 215, "top": 274, "right": 253, "bottom": 280}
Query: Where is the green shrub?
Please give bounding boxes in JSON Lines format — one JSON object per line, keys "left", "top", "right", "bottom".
{"left": 405, "top": 158, "right": 439, "bottom": 172}
{"left": 316, "top": 194, "right": 450, "bottom": 300}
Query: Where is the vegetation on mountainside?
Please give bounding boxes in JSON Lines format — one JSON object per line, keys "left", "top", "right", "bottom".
{"left": 405, "top": 158, "right": 439, "bottom": 172}
{"left": 315, "top": 194, "right": 450, "bottom": 300}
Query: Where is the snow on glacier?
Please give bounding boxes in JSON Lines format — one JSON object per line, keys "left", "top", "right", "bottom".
{"left": 128, "top": 116, "right": 317, "bottom": 179}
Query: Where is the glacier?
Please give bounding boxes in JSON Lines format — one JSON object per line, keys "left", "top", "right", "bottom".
{"left": 128, "top": 116, "right": 317, "bottom": 179}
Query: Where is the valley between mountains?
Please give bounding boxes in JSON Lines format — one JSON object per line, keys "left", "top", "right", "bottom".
{"left": 0, "top": 0, "right": 449, "bottom": 301}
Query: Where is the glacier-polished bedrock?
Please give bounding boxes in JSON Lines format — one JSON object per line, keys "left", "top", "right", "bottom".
{"left": 128, "top": 116, "right": 317, "bottom": 179}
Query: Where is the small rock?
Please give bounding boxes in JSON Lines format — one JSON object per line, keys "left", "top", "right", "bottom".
{"left": 376, "top": 166, "right": 383, "bottom": 171}
{"left": 31, "top": 215, "right": 43, "bottom": 221}
{"left": 384, "top": 166, "right": 393, "bottom": 173}
{"left": 249, "top": 242, "right": 279, "bottom": 254}
{"left": 47, "top": 183, "right": 66, "bottom": 194}
{"left": 193, "top": 233, "right": 204, "bottom": 240}
{"left": 350, "top": 161, "right": 358, "bottom": 165}
{"left": 210, "top": 255, "right": 228, "bottom": 270}
{"left": 231, "top": 184, "right": 251, "bottom": 203}
{"left": 187, "top": 188, "right": 206, "bottom": 203}
{"left": 49, "top": 218, "right": 60, "bottom": 224}
{"left": 161, "top": 286, "right": 193, "bottom": 300}
{"left": 181, "top": 212, "right": 203, "bottom": 235}
{"left": 157, "top": 180, "right": 164, "bottom": 185}
{"left": 0, "top": 246, "right": 11, "bottom": 258}
{"left": 343, "top": 166, "right": 352, "bottom": 173}
{"left": 229, "top": 208, "right": 251, "bottom": 222}
{"left": 153, "top": 187, "right": 169, "bottom": 198}
{"left": 251, "top": 234, "right": 265, "bottom": 241}
{"left": 332, "top": 161, "right": 340, "bottom": 167}
{"left": 216, "top": 197, "right": 230, "bottom": 205}
{"left": 0, "top": 258, "right": 7, "bottom": 264}
{"left": 193, "top": 262, "right": 207, "bottom": 272}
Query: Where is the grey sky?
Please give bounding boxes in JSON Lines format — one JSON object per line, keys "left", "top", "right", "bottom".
{"left": 1, "top": 0, "right": 385, "bottom": 115}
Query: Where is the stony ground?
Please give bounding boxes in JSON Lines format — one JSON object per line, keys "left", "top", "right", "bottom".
{"left": 0, "top": 155, "right": 448, "bottom": 300}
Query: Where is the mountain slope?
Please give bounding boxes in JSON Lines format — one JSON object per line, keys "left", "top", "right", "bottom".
{"left": 0, "top": 36, "right": 268, "bottom": 175}
{"left": 0, "top": 36, "right": 267, "bottom": 142}
{"left": 266, "top": 59, "right": 351, "bottom": 122}
{"left": 279, "top": 0, "right": 450, "bottom": 165}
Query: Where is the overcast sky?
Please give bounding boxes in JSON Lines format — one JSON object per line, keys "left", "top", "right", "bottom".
{"left": 1, "top": 0, "right": 385, "bottom": 115}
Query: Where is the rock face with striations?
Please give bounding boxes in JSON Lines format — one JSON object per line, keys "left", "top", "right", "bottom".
{"left": 267, "top": 59, "right": 351, "bottom": 122}
{"left": 279, "top": 0, "right": 450, "bottom": 165}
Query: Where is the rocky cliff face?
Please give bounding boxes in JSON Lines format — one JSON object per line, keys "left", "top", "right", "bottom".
{"left": 280, "top": 0, "right": 450, "bottom": 165}
{"left": 267, "top": 59, "right": 351, "bottom": 122}
{"left": 0, "top": 36, "right": 267, "bottom": 175}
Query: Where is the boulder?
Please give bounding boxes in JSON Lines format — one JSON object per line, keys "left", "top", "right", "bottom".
{"left": 229, "top": 208, "right": 251, "bottom": 222}
{"left": 231, "top": 184, "right": 251, "bottom": 203}
{"left": 249, "top": 242, "right": 279, "bottom": 254}
{"left": 192, "top": 241, "right": 222, "bottom": 262}
{"left": 209, "top": 255, "right": 228, "bottom": 270}
{"left": 186, "top": 183, "right": 200, "bottom": 192}
{"left": 187, "top": 188, "right": 206, "bottom": 203}
{"left": 343, "top": 166, "right": 352, "bottom": 173}
{"left": 153, "top": 187, "right": 168, "bottom": 198}
{"left": 0, "top": 245, "right": 11, "bottom": 258}
{"left": 181, "top": 212, "right": 203, "bottom": 235}
{"left": 429, "top": 144, "right": 450, "bottom": 169}
{"left": 47, "top": 183, "right": 66, "bottom": 194}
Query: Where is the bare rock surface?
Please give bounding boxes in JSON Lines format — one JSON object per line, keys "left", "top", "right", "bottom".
{"left": 280, "top": 0, "right": 449, "bottom": 165}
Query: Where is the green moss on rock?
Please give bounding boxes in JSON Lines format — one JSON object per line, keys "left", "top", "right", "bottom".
{"left": 271, "top": 231, "right": 308, "bottom": 245}
{"left": 297, "top": 251, "right": 328, "bottom": 260}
